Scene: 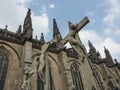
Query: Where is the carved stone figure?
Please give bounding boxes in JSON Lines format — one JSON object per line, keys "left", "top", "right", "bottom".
{"left": 22, "top": 69, "right": 34, "bottom": 90}
{"left": 67, "top": 21, "right": 85, "bottom": 60}
{"left": 22, "top": 37, "right": 57, "bottom": 89}
{"left": 23, "top": 9, "right": 33, "bottom": 39}
{"left": 37, "top": 43, "right": 49, "bottom": 83}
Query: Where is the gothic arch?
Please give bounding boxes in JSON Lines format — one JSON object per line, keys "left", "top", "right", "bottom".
{"left": 32, "top": 53, "right": 40, "bottom": 60}
{"left": 32, "top": 53, "right": 57, "bottom": 90}
{"left": 0, "top": 42, "right": 21, "bottom": 67}
{"left": 70, "top": 62, "right": 84, "bottom": 90}
{"left": 0, "top": 45, "right": 9, "bottom": 89}
{"left": 107, "top": 69, "right": 118, "bottom": 87}
{"left": 32, "top": 53, "right": 61, "bottom": 73}
{"left": 93, "top": 65, "right": 105, "bottom": 90}
{"left": 93, "top": 65, "right": 102, "bottom": 76}
{"left": 68, "top": 59, "right": 81, "bottom": 67}
{"left": 47, "top": 53, "right": 61, "bottom": 73}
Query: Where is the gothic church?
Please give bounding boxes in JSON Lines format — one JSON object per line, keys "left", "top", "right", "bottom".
{"left": 0, "top": 9, "right": 120, "bottom": 90}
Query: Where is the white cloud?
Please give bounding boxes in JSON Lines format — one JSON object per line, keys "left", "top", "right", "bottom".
{"left": 103, "top": 0, "right": 120, "bottom": 25}
{"left": 0, "top": 0, "right": 27, "bottom": 30}
{"left": 79, "top": 30, "right": 102, "bottom": 56}
{"left": 65, "top": 42, "right": 71, "bottom": 48}
{"left": 101, "top": 38, "right": 120, "bottom": 58}
{"left": 49, "top": 4, "right": 55, "bottom": 9}
{"left": 104, "top": 28, "right": 112, "bottom": 35}
{"left": 79, "top": 30, "right": 120, "bottom": 62}
{"left": 32, "top": 13, "right": 49, "bottom": 39}
{"left": 41, "top": 5, "right": 47, "bottom": 13}
{"left": 0, "top": 0, "right": 49, "bottom": 39}
{"left": 15, "top": 0, "right": 31, "bottom": 6}
{"left": 86, "top": 11, "right": 94, "bottom": 16}
{"left": 79, "top": 30, "right": 102, "bottom": 43}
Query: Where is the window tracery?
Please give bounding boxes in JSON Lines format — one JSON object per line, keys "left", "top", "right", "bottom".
{"left": 0, "top": 46, "right": 9, "bottom": 89}
{"left": 70, "top": 63, "right": 84, "bottom": 90}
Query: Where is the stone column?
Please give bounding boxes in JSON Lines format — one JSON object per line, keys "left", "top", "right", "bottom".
{"left": 22, "top": 41, "right": 32, "bottom": 90}
{"left": 44, "top": 54, "right": 50, "bottom": 90}
{"left": 58, "top": 51, "right": 74, "bottom": 90}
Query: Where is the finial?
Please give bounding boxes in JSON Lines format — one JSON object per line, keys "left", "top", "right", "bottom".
{"left": 53, "top": 19, "right": 62, "bottom": 40}
{"left": 4, "top": 25, "right": 8, "bottom": 30}
{"left": 28, "top": 8, "right": 31, "bottom": 12}
{"left": 40, "top": 33, "right": 45, "bottom": 45}
{"left": 23, "top": 8, "right": 33, "bottom": 39}
{"left": 27, "top": 8, "right": 31, "bottom": 16}
{"left": 104, "top": 46, "right": 106, "bottom": 50}
{"left": 88, "top": 40, "right": 94, "bottom": 48}
{"left": 88, "top": 40, "right": 90, "bottom": 43}
{"left": 35, "top": 35, "right": 37, "bottom": 40}
{"left": 114, "top": 59, "right": 118, "bottom": 64}
{"left": 88, "top": 40, "right": 91, "bottom": 45}
{"left": 17, "top": 25, "right": 22, "bottom": 35}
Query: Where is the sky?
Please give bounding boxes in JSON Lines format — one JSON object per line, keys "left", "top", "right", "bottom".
{"left": 0, "top": 0, "right": 120, "bottom": 62}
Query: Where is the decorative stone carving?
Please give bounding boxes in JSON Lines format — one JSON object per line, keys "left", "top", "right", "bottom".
{"left": 16, "top": 25, "right": 22, "bottom": 36}
{"left": 22, "top": 37, "right": 57, "bottom": 89}
{"left": 22, "top": 69, "right": 34, "bottom": 90}
{"left": 23, "top": 9, "right": 33, "bottom": 40}
{"left": 108, "top": 81, "right": 120, "bottom": 90}
{"left": 67, "top": 21, "right": 86, "bottom": 60}
{"left": 88, "top": 41, "right": 101, "bottom": 64}
{"left": 104, "top": 47, "right": 115, "bottom": 67}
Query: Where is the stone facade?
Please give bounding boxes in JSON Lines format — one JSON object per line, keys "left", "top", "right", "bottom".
{"left": 0, "top": 9, "right": 120, "bottom": 90}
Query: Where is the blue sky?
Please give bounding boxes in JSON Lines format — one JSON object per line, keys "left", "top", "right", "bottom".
{"left": 0, "top": 0, "right": 120, "bottom": 62}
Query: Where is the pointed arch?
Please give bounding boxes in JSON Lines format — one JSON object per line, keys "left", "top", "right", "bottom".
{"left": 47, "top": 53, "right": 61, "bottom": 73}
{"left": 0, "top": 42, "right": 21, "bottom": 67}
{"left": 107, "top": 69, "right": 118, "bottom": 87}
{"left": 32, "top": 53, "right": 57, "bottom": 90}
{"left": 93, "top": 65, "right": 104, "bottom": 90}
{"left": 70, "top": 62, "right": 84, "bottom": 90}
{"left": 68, "top": 59, "right": 81, "bottom": 66}
{"left": 0, "top": 46, "right": 9, "bottom": 89}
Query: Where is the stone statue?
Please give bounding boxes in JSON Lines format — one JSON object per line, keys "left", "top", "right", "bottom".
{"left": 67, "top": 21, "right": 85, "bottom": 60}
{"left": 37, "top": 37, "right": 58, "bottom": 83}
{"left": 22, "top": 37, "right": 57, "bottom": 89}
{"left": 37, "top": 43, "right": 49, "bottom": 83}
{"left": 22, "top": 69, "right": 34, "bottom": 90}
{"left": 23, "top": 9, "right": 33, "bottom": 39}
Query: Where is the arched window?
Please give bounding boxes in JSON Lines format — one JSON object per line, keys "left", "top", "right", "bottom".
{"left": 71, "top": 63, "right": 84, "bottom": 90}
{"left": 93, "top": 68, "right": 104, "bottom": 90}
{"left": 0, "top": 46, "right": 9, "bottom": 89}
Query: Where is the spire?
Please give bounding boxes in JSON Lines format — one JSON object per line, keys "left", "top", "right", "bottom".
{"left": 40, "top": 33, "right": 45, "bottom": 45}
{"left": 23, "top": 9, "right": 33, "bottom": 39}
{"left": 88, "top": 41, "right": 100, "bottom": 63}
{"left": 16, "top": 25, "right": 22, "bottom": 35}
{"left": 53, "top": 19, "right": 62, "bottom": 41}
{"left": 88, "top": 40, "right": 96, "bottom": 53}
{"left": 104, "top": 47, "right": 114, "bottom": 67}
{"left": 4, "top": 25, "right": 8, "bottom": 30}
